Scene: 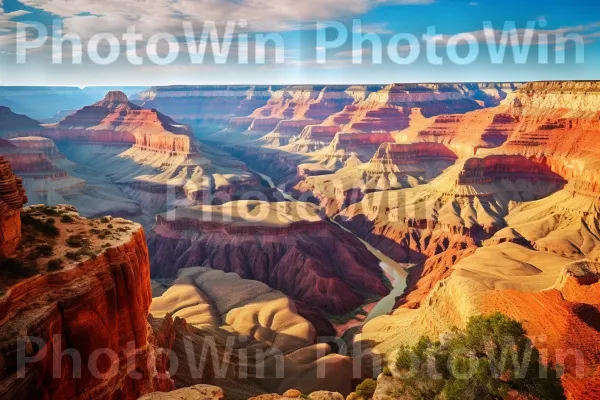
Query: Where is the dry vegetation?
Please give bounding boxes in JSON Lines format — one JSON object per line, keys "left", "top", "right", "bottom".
{"left": 0, "top": 205, "right": 137, "bottom": 292}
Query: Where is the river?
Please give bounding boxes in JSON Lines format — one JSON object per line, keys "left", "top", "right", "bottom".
{"left": 248, "top": 167, "right": 411, "bottom": 323}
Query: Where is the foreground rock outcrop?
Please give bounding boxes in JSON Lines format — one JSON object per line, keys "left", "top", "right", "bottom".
{"left": 148, "top": 200, "right": 389, "bottom": 318}
{"left": 150, "top": 267, "right": 355, "bottom": 400}
{"left": 140, "top": 384, "right": 225, "bottom": 400}
{"left": 0, "top": 168, "right": 162, "bottom": 400}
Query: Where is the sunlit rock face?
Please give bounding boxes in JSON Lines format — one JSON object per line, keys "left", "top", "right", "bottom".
{"left": 45, "top": 91, "right": 193, "bottom": 148}
{"left": 292, "top": 143, "right": 458, "bottom": 216}
{"left": 9, "top": 136, "right": 74, "bottom": 168}
{"left": 351, "top": 81, "right": 600, "bottom": 400}
{"left": 0, "top": 155, "right": 27, "bottom": 258}
{"left": 0, "top": 138, "right": 86, "bottom": 203}
{"left": 150, "top": 267, "right": 355, "bottom": 399}
{"left": 147, "top": 200, "right": 389, "bottom": 316}
{"left": 336, "top": 153, "right": 566, "bottom": 263}
{"left": 0, "top": 202, "right": 160, "bottom": 400}
{"left": 497, "top": 81, "right": 600, "bottom": 196}
{"left": 0, "top": 138, "right": 141, "bottom": 218}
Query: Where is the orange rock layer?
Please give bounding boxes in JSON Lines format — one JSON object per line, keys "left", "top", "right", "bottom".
{"left": 0, "top": 156, "right": 27, "bottom": 258}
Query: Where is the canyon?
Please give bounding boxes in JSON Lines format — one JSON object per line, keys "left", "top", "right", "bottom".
{"left": 0, "top": 80, "right": 599, "bottom": 400}
{"left": 147, "top": 200, "right": 390, "bottom": 333}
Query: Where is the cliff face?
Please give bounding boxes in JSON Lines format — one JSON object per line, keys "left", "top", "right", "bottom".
{"left": 0, "top": 155, "right": 27, "bottom": 258}
{"left": 0, "top": 106, "right": 43, "bottom": 139}
{"left": 336, "top": 154, "right": 566, "bottom": 263}
{"left": 0, "top": 138, "right": 87, "bottom": 206}
{"left": 147, "top": 201, "right": 389, "bottom": 316}
{"left": 0, "top": 205, "right": 158, "bottom": 400}
{"left": 136, "top": 86, "right": 274, "bottom": 135}
{"left": 362, "top": 142, "right": 457, "bottom": 174}
{"left": 497, "top": 81, "right": 600, "bottom": 195}
{"left": 9, "top": 136, "right": 73, "bottom": 167}
{"left": 291, "top": 142, "right": 458, "bottom": 217}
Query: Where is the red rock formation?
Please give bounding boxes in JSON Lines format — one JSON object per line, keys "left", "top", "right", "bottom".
{"left": 395, "top": 235, "right": 478, "bottom": 309}
{"left": 0, "top": 156, "right": 27, "bottom": 258}
{"left": 480, "top": 265, "right": 600, "bottom": 400}
{"left": 497, "top": 81, "right": 600, "bottom": 196}
{"left": 259, "top": 120, "right": 316, "bottom": 147}
{"left": 9, "top": 136, "right": 69, "bottom": 164}
{"left": 0, "top": 207, "right": 161, "bottom": 400}
{"left": 0, "top": 139, "right": 85, "bottom": 198}
{"left": 366, "top": 142, "right": 458, "bottom": 172}
{"left": 0, "top": 139, "right": 56, "bottom": 173}
{"left": 457, "top": 154, "right": 565, "bottom": 185}
{"left": 45, "top": 91, "right": 193, "bottom": 152}
{"left": 284, "top": 125, "right": 342, "bottom": 153}
{"left": 147, "top": 202, "right": 389, "bottom": 315}
{"left": 137, "top": 86, "right": 273, "bottom": 135}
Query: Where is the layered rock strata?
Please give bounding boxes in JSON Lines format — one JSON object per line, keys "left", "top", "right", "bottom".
{"left": 0, "top": 155, "right": 27, "bottom": 257}
{"left": 0, "top": 202, "right": 161, "bottom": 400}
{"left": 147, "top": 200, "right": 389, "bottom": 316}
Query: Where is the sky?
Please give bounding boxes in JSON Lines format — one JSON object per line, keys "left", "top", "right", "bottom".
{"left": 0, "top": 0, "right": 599, "bottom": 86}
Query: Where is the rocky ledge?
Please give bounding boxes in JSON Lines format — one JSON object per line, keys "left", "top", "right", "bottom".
{"left": 0, "top": 199, "right": 164, "bottom": 399}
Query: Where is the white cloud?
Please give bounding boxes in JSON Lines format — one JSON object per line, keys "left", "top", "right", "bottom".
{"left": 18, "top": 0, "right": 432, "bottom": 38}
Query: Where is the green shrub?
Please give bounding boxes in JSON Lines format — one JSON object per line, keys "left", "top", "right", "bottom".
{"left": 65, "top": 251, "right": 82, "bottom": 261}
{"left": 21, "top": 212, "right": 60, "bottom": 236}
{"left": 382, "top": 366, "right": 392, "bottom": 376}
{"left": 392, "top": 313, "right": 565, "bottom": 400}
{"left": 65, "top": 248, "right": 96, "bottom": 261}
{"left": 60, "top": 214, "right": 74, "bottom": 223}
{"left": 100, "top": 217, "right": 111, "bottom": 223}
{"left": 46, "top": 218, "right": 56, "bottom": 225}
{"left": 47, "top": 259, "right": 63, "bottom": 271}
{"left": 66, "top": 234, "right": 85, "bottom": 248}
{"left": 355, "top": 378, "right": 377, "bottom": 399}
{"left": 39, "top": 206, "right": 59, "bottom": 216}
{"left": 107, "top": 224, "right": 113, "bottom": 229}
{"left": 36, "top": 244, "right": 53, "bottom": 257}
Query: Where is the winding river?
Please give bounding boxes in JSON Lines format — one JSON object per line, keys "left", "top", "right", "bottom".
{"left": 248, "top": 167, "right": 411, "bottom": 324}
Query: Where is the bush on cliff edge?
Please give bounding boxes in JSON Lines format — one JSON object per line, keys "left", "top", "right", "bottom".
{"left": 393, "top": 312, "right": 565, "bottom": 400}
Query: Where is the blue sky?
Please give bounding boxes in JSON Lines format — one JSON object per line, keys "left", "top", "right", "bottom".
{"left": 0, "top": 0, "right": 599, "bottom": 85}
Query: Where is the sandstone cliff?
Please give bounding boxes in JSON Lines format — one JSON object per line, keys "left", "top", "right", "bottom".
{"left": 336, "top": 153, "right": 565, "bottom": 262}
{"left": 46, "top": 91, "right": 193, "bottom": 152}
{"left": 148, "top": 200, "right": 389, "bottom": 318}
{"left": 292, "top": 143, "right": 458, "bottom": 216}
{"left": 0, "top": 195, "right": 163, "bottom": 400}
